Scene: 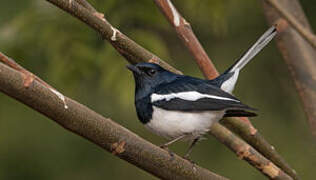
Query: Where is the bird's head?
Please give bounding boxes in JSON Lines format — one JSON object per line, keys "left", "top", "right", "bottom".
{"left": 127, "top": 63, "right": 178, "bottom": 98}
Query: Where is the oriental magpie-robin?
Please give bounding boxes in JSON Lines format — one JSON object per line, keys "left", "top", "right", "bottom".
{"left": 127, "top": 26, "right": 277, "bottom": 159}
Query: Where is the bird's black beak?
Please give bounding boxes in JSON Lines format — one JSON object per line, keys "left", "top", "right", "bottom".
{"left": 126, "top": 64, "right": 141, "bottom": 74}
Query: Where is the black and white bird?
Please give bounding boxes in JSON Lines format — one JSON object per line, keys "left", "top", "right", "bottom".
{"left": 127, "top": 26, "right": 277, "bottom": 159}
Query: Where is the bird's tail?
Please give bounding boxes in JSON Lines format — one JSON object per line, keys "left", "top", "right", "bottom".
{"left": 213, "top": 26, "right": 277, "bottom": 93}
{"left": 225, "top": 25, "right": 277, "bottom": 74}
{"left": 224, "top": 109, "right": 257, "bottom": 117}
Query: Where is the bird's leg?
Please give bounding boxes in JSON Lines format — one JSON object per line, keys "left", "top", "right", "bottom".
{"left": 183, "top": 137, "right": 200, "bottom": 162}
{"left": 159, "top": 135, "right": 186, "bottom": 157}
{"left": 160, "top": 135, "right": 186, "bottom": 148}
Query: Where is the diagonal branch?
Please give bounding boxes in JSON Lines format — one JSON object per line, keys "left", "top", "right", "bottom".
{"left": 153, "top": 1, "right": 298, "bottom": 179}
{"left": 52, "top": 0, "right": 182, "bottom": 74}
{"left": 0, "top": 52, "right": 228, "bottom": 180}
{"left": 44, "top": 0, "right": 294, "bottom": 179}
{"left": 221, "top": 117, "right": 299, "bottom": 180}
{"left": 154, "top": 0, "right": 218, "bottom": 79}
{"left": 0, "top": 53, "right": 68, "bottom": 109}
{"left": 264, "top": 0, "right": 316, "bottom": 49}
{"left": 210, "top": 123, "right": 292, "bottom": 180}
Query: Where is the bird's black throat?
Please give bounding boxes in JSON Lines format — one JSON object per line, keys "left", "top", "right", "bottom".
{"left": 135, "top": 96, "right": 153, "bottom": 124}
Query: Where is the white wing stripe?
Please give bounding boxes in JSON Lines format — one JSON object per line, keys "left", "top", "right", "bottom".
{"left": 151, "top": 91, "right": 240, "bottom": 103}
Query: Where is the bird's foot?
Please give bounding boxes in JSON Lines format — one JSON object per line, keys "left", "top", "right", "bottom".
{"left": 159, "top": 144, "right": 175, "bottom": 159}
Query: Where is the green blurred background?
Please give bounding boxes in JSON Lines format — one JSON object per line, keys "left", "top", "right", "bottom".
{"left": 0, "top": 0, "right": 315, "bottom": 179}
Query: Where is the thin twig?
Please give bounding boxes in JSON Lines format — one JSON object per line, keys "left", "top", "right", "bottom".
{"left": 265, "top": 0, "right": 316, "bottom": 49}
{"left": 0, "top": 53, "right": 228, "bottom": 180}
{"left": 154, "top": 1, "right": 297, "bottom": 179}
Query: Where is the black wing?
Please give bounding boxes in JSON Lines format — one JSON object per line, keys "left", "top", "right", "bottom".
{"left": 152, "top": 76, "right": 256, "bottom": 112}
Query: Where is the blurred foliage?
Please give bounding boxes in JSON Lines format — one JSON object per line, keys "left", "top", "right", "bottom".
{"left": 0, "top": 0, "right": 316, "bottom": 179}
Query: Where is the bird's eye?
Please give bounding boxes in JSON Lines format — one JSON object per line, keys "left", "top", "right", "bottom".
{"left": 147, "top": 69, "right": 156, "bottom": 76}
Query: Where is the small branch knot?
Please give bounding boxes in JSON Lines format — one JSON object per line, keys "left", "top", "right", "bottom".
{"left": 111, "top": 141, "right": 126, "bottom": 155}
{"left": 22, "top": 72, "right": 35, "bottom": 88}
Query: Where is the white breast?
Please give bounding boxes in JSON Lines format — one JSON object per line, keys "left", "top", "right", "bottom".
{"left": 145, "top": 106, "right": 225, "bottom": 140}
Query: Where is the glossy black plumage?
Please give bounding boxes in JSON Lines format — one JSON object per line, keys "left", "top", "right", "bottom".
{"left": 128, "top": 63, "right": 257, "bottom": 124}
{"left": 152, "top": 76, "right": 255, "bottom": 111}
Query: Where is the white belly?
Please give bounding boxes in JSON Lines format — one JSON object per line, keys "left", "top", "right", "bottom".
{"left": 145, "top": 106, "right": 225, "bottom": 140}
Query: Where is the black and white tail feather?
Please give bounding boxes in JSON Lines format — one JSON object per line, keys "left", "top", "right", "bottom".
{"left": 213, "top": 26, "right": 277, "bottom": 94}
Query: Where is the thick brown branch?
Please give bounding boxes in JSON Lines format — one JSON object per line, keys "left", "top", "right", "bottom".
{"left": 263, "top": 0, "right": 316, "bottom": 149}
{"left": 0, "top": 54, "right": 228, "bottom": 180}
{"left": 154, "top": 0, "right": 297, "bottom": 179}
{"left": 264, "top": 0, "right": 316, "bottom": 49}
